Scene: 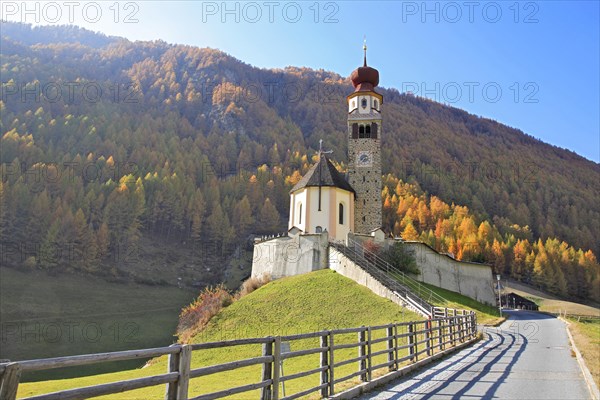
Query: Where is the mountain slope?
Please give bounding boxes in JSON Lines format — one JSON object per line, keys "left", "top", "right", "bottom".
{"left": 0, "top": 22, "right": 598, "bottom": 297}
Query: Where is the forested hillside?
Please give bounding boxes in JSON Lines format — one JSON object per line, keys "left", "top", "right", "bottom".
{"left": 1, "top": 23, "right": 598, "bottom": 301}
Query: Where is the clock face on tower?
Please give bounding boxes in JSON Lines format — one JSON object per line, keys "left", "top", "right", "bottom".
{"left": 356, "top": 151, "right": 372, "bottom": 167}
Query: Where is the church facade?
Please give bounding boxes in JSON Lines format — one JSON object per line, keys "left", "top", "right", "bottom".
{"left": 288, "top": 47, "right": 383, "bottom": 243}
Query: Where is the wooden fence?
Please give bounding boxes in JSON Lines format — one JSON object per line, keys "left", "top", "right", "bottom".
{"left": 0, "top": 310, "right": 476, "bottom": 400}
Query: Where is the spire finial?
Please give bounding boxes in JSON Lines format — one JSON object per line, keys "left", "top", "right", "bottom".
{"left": 363, "top": 36, "right": 367, "bottom": 67}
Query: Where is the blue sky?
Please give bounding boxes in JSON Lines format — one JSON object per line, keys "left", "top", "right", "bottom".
{"left": 3, "top": 1, "right": 599, "bottom": 161}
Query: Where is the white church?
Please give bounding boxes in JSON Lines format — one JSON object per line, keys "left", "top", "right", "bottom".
{"left": 252, "top": 43, "right": 386, "bottom": 277}
{"left": 250, "top": 46, "right": 497, "bottom": 308}
{"left": 287, "top": 43, "right": 384, "bottom": 244}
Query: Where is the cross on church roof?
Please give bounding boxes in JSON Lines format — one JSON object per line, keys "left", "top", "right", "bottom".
{"left": 318, "top": 139, "right": 333, "bottom": 159}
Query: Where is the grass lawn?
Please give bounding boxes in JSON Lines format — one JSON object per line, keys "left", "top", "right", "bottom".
{"left": 0, "top": 267, "right": 195, "bottom": 381}
{"left": 567, "top": 317, "right": 600, "bottom": 387}
{"left": 16, "top": 269, "right": 499, "bottom": 399}
{"left": 17, "top": 270, "right": 423, "bottom": 399}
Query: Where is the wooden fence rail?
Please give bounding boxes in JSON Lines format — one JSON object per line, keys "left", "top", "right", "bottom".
{"left": 0, "top": 310, "right": 477, "bottom": 400}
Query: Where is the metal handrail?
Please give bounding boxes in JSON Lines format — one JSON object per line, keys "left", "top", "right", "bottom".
{"left": 329, "top": 241, "right": 435, "bottom": 316}
{"left": 347, "top": 238, "right": 447, "bottom": 306}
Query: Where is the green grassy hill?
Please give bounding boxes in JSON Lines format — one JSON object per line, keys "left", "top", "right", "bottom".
{"left": 17, "top": 270, "right": 500, "bottom": 399}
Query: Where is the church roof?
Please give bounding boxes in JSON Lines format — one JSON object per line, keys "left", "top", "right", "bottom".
{"left": 291, "top": 155, "right": 355, "bottom": 194}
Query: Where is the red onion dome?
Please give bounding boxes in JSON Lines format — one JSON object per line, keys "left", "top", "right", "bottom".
{"left": 350, "top": 65, "right": 379, "bottom": 92}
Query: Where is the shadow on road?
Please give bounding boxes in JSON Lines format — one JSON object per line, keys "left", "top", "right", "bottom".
{"left": 378, "top": 330, "right": 528, "bottom": 400}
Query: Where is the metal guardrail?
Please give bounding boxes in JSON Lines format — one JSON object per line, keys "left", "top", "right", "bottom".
{"left": 0, "top": 313, "right": 477, "bottom": 400}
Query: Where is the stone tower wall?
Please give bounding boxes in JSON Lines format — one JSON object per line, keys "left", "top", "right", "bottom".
{"left": 348, "top": 115, "right": 382, "bottom": 234}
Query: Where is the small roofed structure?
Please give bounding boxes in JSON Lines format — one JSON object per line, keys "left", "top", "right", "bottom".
{"left": 502, "top": 292, "right": 539, "bottom": 311}
{"left": 289, "top": 154, "right": 355, "bottom": 243}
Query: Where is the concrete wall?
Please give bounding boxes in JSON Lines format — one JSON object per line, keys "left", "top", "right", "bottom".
{"left": 251, "top": 232, "right": 329, "bottom": 280}
{"left": 403, "top": 242, "right": 496, "bottom": 306}
{"left": 347, "top": 235, "right": 496, "bottom": 306}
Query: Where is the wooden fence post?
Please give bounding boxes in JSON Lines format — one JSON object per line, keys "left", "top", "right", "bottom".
{"left": 393, "top": 324, "right": 399, "bottom": 370}
{"left": 165, "top": 344, "right": 181, "bottom": 400}
{"left": 450, "top": 317, "right": 455, "bottom": 347}
{"left": 425, "top": 321, "right": 431, "bottom": 357}
{"left": 273, "top": 337, "right": 281, "bottom": 400}
{"left": 320, "top": 332, "right": 329, "bottom": 398}
{"left": 367, "top": 327, "right": 373, "bottom": 381}
{"left": 387, "top": 325, "right": 395, "bottom": 371}
{"left": 260, "top": 339, "right": 274, "bottom": 400}
{"left": 0, "top": 363, "right": 21, "bottom": 400}
{"left": 408, "top": 323, "right": 416, "bottom": 362}
{"left": 329, "top": 331, "right": 335, "bottom": 396}
{"left": 177, "top": 345, "right": 192, "bottom": 400}
{"left": 437, "top": 320, "right": 443, "bottom": 351}
{"left": 358, "top": 327, "right": 367, "bottom": 382}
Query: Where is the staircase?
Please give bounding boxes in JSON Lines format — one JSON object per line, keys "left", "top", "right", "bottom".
{"left": 329, "top": 239, "right": 447, "bottom": 318}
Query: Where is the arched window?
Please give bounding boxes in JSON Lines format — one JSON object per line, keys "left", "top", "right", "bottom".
{"left": 316, "top": 226, "right": 322, "bottom": 233}
{"left": 371, "top": 123, "right": 378, "bottom": 139}
{"left": 361, "top": 98, "right": 367, "bottom": 108}
{"left": 365, "top": 125, "right": 371, "bottom": 138}
{"left": 352, "top": 123, "right": 358, "bottom": 139}
{"left": 298, "top": 203, "right": 302, "bottom": 224}
{"left": 339, "top": 203, "right": 344, "bottom": 225}
{"left": 374, "top": 99, "right": 379, "bottom": 109}
{"left": 359, "top": 125, "right": 365, "bottom": 138}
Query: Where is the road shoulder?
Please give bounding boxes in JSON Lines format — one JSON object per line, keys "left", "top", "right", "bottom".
{"left": 561, "top": 317, "right": 600, "bottom": 400}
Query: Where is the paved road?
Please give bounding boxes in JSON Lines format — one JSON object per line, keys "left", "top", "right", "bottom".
{"left": 357, "top": 310, "right": 591, "bottom": 399}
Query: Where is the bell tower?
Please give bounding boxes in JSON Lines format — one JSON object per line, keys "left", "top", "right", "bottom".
{"left": 347, "top": 41, "right": 383, "bottom": 234}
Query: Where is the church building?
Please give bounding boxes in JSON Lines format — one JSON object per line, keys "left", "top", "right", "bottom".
{"left": 252, "top": 47, "right": 496, "bottom": 308}
{"left": 288, "top": 43, "right": 383, "bottom": 243}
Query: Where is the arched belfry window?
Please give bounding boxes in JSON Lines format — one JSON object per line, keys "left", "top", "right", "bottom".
{"left": 372, "top": 123, "right": 378, "bottom": 139}
{"left": 359, "top": 125, "right": 365, "bottom": 138}
{"left": 374, "top": 99, "right": 379, "bottom": 110}
{"left": 298, "top": 203, "right": 302, "bottom": 224}
{"left": 365, "top": 125, "right": 371, "bottom": 138}
{"left": 352, "top": 123, "right": 358, "bottom": 139}
{"left": 339, "top": 203, "right": 344, "bottom": 225}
